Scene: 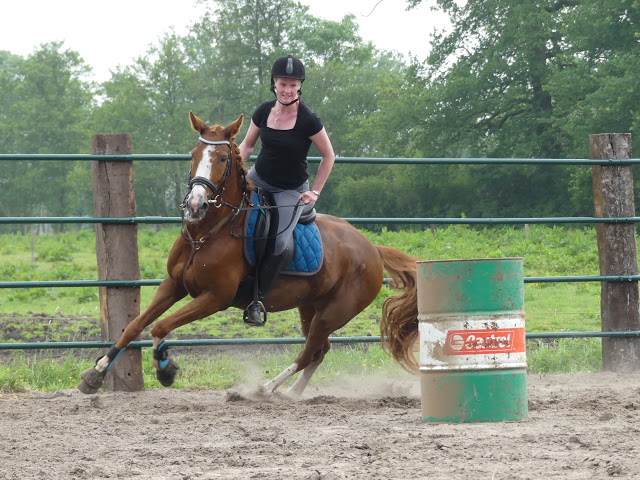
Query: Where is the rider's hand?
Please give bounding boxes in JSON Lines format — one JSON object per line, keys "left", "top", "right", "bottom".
{"left": 299, "top": 190, "right": 319, "bottom": 204}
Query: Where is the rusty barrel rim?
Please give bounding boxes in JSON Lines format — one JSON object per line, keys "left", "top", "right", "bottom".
{"left": 416, "top": 257, "right": 524, "bottom": 316}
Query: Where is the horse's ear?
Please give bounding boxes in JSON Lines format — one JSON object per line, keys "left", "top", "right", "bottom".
{"left": 224, "top": 114, "right": 244, "bottom": 140}
{"left": 189, "top": 111, "right": 208, "bottom": 134}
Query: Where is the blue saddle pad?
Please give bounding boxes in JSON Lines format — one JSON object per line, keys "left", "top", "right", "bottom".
{"left": 244, "top": 193, "right": 323, "bottom": 276}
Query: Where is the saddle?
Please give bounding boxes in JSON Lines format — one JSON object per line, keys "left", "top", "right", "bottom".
{"left": 233, "top": 189, "right": 323, "bottom": 308}
{"left": 244, "top": 189, "right": 323, "bottom": 275}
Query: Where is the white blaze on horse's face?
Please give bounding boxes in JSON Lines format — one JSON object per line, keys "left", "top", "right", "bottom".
{"left": 187, "top": 144, "right": 219, "bottom": 221}
{"left": 195, "top": 144, "right": 217, "bottom": 179}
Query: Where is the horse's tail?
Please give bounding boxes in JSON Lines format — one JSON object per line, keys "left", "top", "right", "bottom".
{"left": 376, "top": 245, "right": 420, "bottom": 373}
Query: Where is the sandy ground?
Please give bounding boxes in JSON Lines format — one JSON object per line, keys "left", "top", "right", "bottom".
{"left": 0, "top": 372, "right": 639, "bottom": 480}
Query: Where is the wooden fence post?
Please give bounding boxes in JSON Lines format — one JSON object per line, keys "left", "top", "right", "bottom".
{"left": 91, "top": 134, "right": 144, "bottom": 391}
{"left": 590, "top": 133, "right": 640, "bottom": 372}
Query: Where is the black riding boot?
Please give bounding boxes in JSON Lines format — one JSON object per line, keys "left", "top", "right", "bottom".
{"left": 244, "top": 245, "right": 293, "bottom": 326}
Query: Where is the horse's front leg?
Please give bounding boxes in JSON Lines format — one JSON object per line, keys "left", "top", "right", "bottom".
{"left": 148, "top": 291, "right": 229, "bottom": 388}
{"left": 77, "top": 277, "right": 186, "bottom": 394}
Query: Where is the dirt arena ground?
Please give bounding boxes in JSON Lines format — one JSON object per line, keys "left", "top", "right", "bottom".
{"left": 0, "top": 372, "right": 639, "bottom": 480}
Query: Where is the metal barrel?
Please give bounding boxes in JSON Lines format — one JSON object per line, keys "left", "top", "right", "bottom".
{"left": 417, "top": 258, "right": 527, "bottom": 422}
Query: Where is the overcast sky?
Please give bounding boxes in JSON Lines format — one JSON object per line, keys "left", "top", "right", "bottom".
{"left": 0, "top": 0, "right": 446, "bottom": 82}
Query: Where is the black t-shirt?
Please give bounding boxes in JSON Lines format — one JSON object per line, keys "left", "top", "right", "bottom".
{"left": 252, "top": 100, "right": 323, "bottom": 189}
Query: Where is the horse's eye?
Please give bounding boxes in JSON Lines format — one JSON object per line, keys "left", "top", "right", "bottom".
{"left": 220, "top": 155, "right": 228, "bottom": 163}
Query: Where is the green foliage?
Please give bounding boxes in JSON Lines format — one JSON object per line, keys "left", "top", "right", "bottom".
{"left": 0, "top": 351, "right": 94, "bottom": 392}
{"left": 0, "top": 262, "right": 37, "bottom": 281}
{"left": 140, "top": 349, "right": 246, "bottom": 390}
{"left": 0, "top": 225, "right": 604, "bottom": 337}
{"left": 0, "top": 338, "right": 602, "bottom": 393}
{"left": 361, "top": 0, "right": 640, "bottom": 217}
{"left": 3, "top": 0, "right": 640, "bottom": 222}
{"left": 0, "top": 42, "right": 95, "bottom": 224}
{"left": 0, "top": 221, "right": 610, "bottom": 391}
{"left": 527, "top": 339, "right": 602, "bottom": 374}
{"left": 36, "top": 239, "right": 75, "bottom": 262}
{"left": 0, "top": 344, "right": 403, "bottom": 393}
{"left": 72, "top": 287, "right": 100, "bottom": 304}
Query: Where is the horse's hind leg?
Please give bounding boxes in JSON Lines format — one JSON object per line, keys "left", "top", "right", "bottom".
{"left": 263, "top": 304, "right": 337, "bottom": 396}
{"left": 283, "top": 305, "right": 329, "bottom": 396}
{"left": 262, "top": 306, "right": 320, "bottom": 395}
{"left": 268, "top": 279, "right": 379, "bottom": 397}
{"left": 263, "top": 319, "right": 332, "bottom": 396}
{"left": 287, "top": 349, "right": 326, "bottom": 396}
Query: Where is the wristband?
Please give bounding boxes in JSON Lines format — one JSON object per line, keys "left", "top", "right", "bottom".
{"left": 312, "top": 190, "right": 320, "bottom": 196}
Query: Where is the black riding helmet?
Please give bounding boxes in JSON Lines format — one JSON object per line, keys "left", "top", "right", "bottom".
{"left": 270, "top": 55, "right": 305, "bottom": 104}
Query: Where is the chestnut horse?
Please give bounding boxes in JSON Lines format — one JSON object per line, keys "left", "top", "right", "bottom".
{"left": 77, "top": 112, "right": 420, "bottom": 396}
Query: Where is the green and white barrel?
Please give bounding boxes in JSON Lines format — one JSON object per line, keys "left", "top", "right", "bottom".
{"left": 417, "top": 258, "right": 527, "bottom": 423}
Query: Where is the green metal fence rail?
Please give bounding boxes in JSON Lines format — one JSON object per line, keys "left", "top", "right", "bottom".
{"left": 3, "top": 153, "right": 640, "bottom": 165}
{"left": 3, "top": 216, "right": 640, "bottom": 225}
{"left": 1, "top": 331, "right": 640, "bottom": 351}
{"left": 2, "top": 275, "right": 640, "bottom": 289}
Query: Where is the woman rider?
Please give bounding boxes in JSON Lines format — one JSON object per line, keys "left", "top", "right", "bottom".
{"left": 239, "top": 55, "right": 336, "bottom": 326}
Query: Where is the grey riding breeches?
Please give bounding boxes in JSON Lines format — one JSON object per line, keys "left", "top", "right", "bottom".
{"left": 247, "top": 167, "right": 314, "bottom": 256}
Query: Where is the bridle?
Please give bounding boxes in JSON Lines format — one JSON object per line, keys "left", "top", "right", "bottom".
{"left": 179, "top": 134, "right": 302, "bottom": 254}
{"left": 179, "top": 136, "right": 252, "bottom": 249}
{"left": 178, "top": 132, "right": 307, "bottom": 296}
{"left": 181, "top": 137, "right": 237, "bottom": 211}
{"left": 179, "top": 136, "right": 251, "bottom": 296}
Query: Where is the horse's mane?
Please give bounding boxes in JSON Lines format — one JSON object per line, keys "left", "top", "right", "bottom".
{"left": 229, "top": 136, "right": 249, "bottom": 185}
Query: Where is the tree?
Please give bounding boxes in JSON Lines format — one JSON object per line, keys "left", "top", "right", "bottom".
{"left": 137, "top": 32, "right": 194, "bottom": 215}
{"left": 183, "top": 0, "right": 410, "bottom": 217}
{"left": 0, "top": 51, "right": 23, "bottom": 154}
{"left": 548, "top": 0, "right": 640, "bottom": 212}
{"left": 185, "top": 0, "right": 310, "bottom": 124}
{"left": 391, "top": 0, "right": 621, "bottom": 217}
{"left": 93, "top": 32, "right": 195, "bottom": 216}
{"left": 0, "top": 51, "right": 24, "bottom": 220}
{"left": 0, "top": 43, "right": 95, "bottom": 224}
{"left": 398, "top": 0, "right": 640, "bottom": 217}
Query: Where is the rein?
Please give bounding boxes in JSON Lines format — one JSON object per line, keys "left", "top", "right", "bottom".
{"left": 180, "top": 135, "right": 255, "bottom": 246}
{"left": 179, "top": 137, "right": 248, "bottom": 295}
{"left": 181, "top": 135, "right": 303, "bottom": 243}
{"left": 181, "top": 190, "right": 303, "bottom": 244}
{"left": 179, "top": 135, "right": 305, "bottom": 295}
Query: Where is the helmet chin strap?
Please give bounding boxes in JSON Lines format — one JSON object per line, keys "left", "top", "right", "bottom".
{"left": 272, "top": 86, "right": 301, "bottom": 107}
{"left": 277, "top": 97, "right": 299, "bottom": 106}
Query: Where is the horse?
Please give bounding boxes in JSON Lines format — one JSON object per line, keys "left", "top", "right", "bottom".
{"left": 77, "top": 112, "right": 421, "bottom": 397}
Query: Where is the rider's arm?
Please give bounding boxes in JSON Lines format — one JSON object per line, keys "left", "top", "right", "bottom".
{"left": 239, "top": 119, "right": 260, "bottom": 162}
{"left": 302, "top": 127, "right": 335, "bottom": 202}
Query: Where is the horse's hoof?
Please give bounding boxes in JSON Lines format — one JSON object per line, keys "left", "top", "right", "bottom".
{"left": 77, "top": 379, "right": 99, "bottom": 395}
{"left": 156, "top": 359, "right": 179, "bottom": 387}
{"left": 77, "top": 367, "right": 106, "bottom": 394}
{"left": 260, "top": 383, "right": 275, "bottom": 397}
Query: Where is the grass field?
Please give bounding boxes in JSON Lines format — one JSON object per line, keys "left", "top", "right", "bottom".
{"left": 0, "top": 224, "right": 615, "bottom": 392}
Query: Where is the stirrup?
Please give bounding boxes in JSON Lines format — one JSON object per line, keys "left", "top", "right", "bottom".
{"left": 243, "top": 301, "right": 267, "bottom": 326}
